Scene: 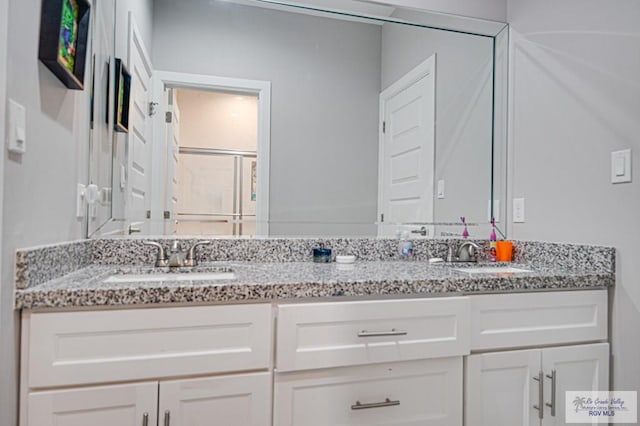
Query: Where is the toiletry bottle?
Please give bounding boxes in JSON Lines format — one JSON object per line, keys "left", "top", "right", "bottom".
{"left": 461, "top": 216, "right": 469, "bottom": 239}
{"left": 399, "top": 231, "right": 414, "bottom": 259}
{"left": 489, "top": 218, "right": 497, "bottom": 262}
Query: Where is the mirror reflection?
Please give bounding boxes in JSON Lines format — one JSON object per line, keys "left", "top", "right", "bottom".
{"left": 88, "top": 0, "right": 508, "bottom": 238}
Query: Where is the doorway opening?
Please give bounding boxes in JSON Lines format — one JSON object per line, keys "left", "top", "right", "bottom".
{"left": 152, "top": 72, "right": 271, "bottom": 237}
{"left": 170, "top": 89, "right": 258, "bottom": 236}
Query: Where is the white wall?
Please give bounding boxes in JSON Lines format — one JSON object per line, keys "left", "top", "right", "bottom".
{"left": 507, "top": 0, "right": 640, "bottom": 392}
{"left": 381, "top": 11, "right": 494, "bottom": 226}
{"left": 0, "top": 0, "right": 9, "bottom": 422}
{"left": 177, "top": 90, "right": 258, "bottom": 152}
{"left": 152, "top": 0, "right": 382, "bottom": 236}
{"left": 1, "top": 0, "right": 96, "bottom": 423}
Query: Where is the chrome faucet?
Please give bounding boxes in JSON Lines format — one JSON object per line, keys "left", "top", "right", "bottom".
{"left": 168, "top": 240, "right": 185, "bottom": 267}
{"left": 447, "top": 241, "right": 480, "bottom": 263}
{"left": 144, "top": 240, "right": 212, "bottom": 268}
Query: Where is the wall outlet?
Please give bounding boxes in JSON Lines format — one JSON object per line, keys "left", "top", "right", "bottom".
{"left": 513, "top": 198, "right": 525, "bottom": 223}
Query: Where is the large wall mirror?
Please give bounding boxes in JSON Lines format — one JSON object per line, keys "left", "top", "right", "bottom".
{"left": 87, "top": 0, "right": 509, "bottom": 239}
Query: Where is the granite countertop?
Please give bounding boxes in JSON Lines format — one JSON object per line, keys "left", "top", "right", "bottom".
{"left": 15, "top": 260, "right": 613, "bottom": 309}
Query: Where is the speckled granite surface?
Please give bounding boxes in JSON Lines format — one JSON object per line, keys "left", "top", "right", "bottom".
{"left": 91, "top": 237, "right": 469, "bottom": 265}
{"left": 15, "top": 260, "right": 613, "bottom": 309}
{"left": 15, "top": 240, "right": 92, "bottom": 290}
{"left": 14, "top": 237, "right": 615, "bottom": 309}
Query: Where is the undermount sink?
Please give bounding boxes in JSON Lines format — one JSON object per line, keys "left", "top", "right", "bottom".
{"left": 453, "top": 266, "right": 532, "bottom": 275}
{"left": 104, "top": 268, "right": 236, "bottom": 284}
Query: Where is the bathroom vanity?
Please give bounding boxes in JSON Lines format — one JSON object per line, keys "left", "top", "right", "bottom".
{"left": 14, "top": 238, "right": 613, "bottom": 426}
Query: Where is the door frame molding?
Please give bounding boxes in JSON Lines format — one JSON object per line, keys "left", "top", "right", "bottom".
{"left": 377, "top": 54, "right": 436, "bottom": 236}
{"left": 152, "top": 71, "right": 271, "bottom": 236}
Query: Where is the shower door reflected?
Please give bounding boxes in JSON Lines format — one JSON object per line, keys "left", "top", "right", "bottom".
{"left": 176, "top": 149, "right": 256, "bottom": 236}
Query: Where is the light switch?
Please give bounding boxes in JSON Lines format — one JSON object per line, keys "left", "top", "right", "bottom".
{"left": 611, "top": 149, "right": 631, "bottom": 183}
{"left": 8, "top": 99, "right": 27, "bottom": 154}
{"left": 513, "top": 198, "right": 525, "bottom": 223}
{"left": 437, "top": 180, "right": 445, "bottom": 199}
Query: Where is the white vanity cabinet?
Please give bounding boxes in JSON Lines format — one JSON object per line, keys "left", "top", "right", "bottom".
{"left": 19, "top": 289, "right": 609, "bottom": 426}
{"left": 20, "top": 304, "right": 274, "bottom": 426}
{"left": 26, "top": 374, "right": 272, "bottom": 426}
{"left": 274, "top": 298, "right": 471, "bottom": 426}
{"left": 465, "top": 290, "right": 609, "bottom": 426}
{"left": 465, "top": 343, "right": 609, "bottom": 426}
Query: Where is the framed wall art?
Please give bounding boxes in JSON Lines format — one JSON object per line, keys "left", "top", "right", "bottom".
{"left": 38, "top": 0, "right": 91, "bottom": 90}
{"left": 113, "top": 58, "right": 131, "bottom": 133}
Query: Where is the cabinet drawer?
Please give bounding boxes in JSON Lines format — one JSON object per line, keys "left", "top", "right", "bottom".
{"left": 470, "top": 290, "right": 607, "bottom": 350}
{"left": 276, "top": 298, "right": 470, "bottom": 371}
{"left": 25, "top": 304, "right": 272, "bottom": 388}
{"left": 274, "top": 358, "right": 462, "bottom": 426}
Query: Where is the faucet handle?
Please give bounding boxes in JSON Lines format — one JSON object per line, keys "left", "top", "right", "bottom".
{"left": 143, "top": 241, "right": 169, "bottom": 267}
{"left": 185, "top": 241, "right": 212, "bottom": 266}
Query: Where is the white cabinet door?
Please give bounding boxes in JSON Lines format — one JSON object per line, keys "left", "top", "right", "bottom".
{"left": 465, "top": 343, "right": 609, "bottom": 426}
{"left": 27, "top": 382, "right": 157, "bottom": 426}
{"left": 465, "top": 349, "right": 541, "bottom": 426}
{"left": 275, "top": 358, "right": 462, "bottom": 426}
{"left": 159, "top": 372, "right": 272, "bottom": 426}
{"left": 541, "top": 343, "right": 609, "bottom": 426}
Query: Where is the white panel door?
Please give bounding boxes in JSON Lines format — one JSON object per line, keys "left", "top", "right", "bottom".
{"left": 275, "top": 358, "right": 462, "bottom": 426}
{"left": 27, "top": 382, "right": 157, "bottom": 426}
{"left": 541, "top": 343, "right": 609, "bottom": 426}
{"left": 379, "top": 56, "right": 436, "bottom": 236}
{"left": 126, "top": 14, "right": 153, "bottom": 232}
{"left": 164, "top": 89, "right": 180, "bottom": 234}
{"left": 465, "top": 349, "right": 541, "bottom": 426}
{"left": 159, "top": 372, "right": 272, "bottom": 426}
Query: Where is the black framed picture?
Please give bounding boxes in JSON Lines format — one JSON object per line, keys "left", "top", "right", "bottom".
{"left": 38, "top": 0, "right": 91, "bottom": 90}
{"left": 114, "top": 58, "right": 131, "bottom": 133}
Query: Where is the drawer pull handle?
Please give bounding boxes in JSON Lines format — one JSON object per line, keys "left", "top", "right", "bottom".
{"left": 164, "top": 410, "right": 171, "bottom": 426}
{"left": 545, "top": 370, "right": 557, "bottom": 416}
{"left": 357, "top": 328, "right": 407, "bottom": 338}
{"left": 351, "top": 398, "right": 400, "bottom": 410}
{"left": 532, "top": 370, "right": 544, "bottom": 420}
{"left": 142, "top": 413, "right": 149, "bottom": 426}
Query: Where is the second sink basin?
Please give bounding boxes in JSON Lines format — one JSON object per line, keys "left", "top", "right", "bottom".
{"left": 104, "top": 268, "right": 236, "bottom": 284}
{"left": 453, "top": 266, "right": 532, "bottom": 274}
